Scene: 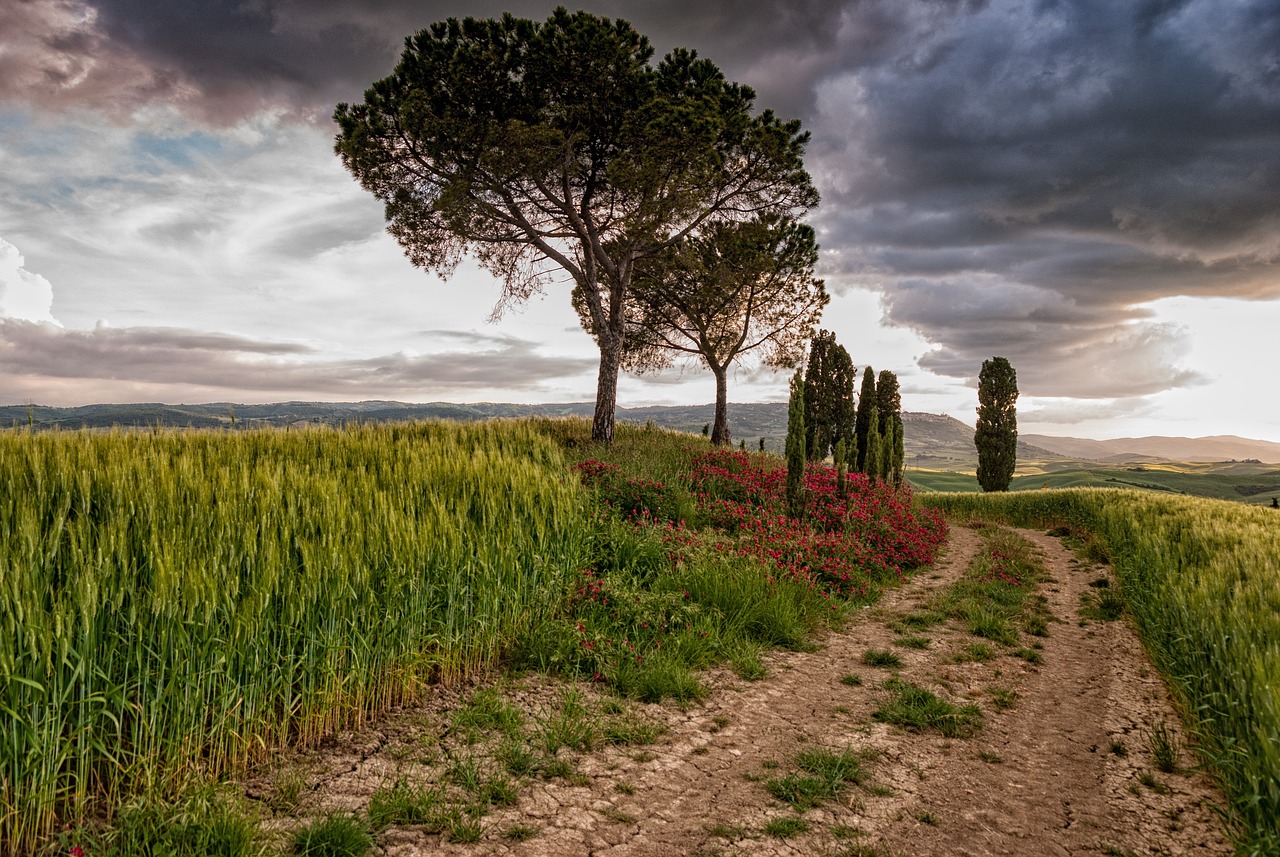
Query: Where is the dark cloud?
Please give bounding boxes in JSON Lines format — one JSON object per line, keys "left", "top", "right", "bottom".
{"left": 811, "top": 0, "right": 1280, "bottom": 396}
{"left": 0, "top": 320, "right": 595, "bottom": 402}
{"left": 4, "top": 0, "right": 1278, "bottom": 404}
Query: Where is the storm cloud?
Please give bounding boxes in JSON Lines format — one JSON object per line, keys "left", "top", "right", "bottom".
{"left": 3, "top": 0, "right": 1278, "bottom": 405}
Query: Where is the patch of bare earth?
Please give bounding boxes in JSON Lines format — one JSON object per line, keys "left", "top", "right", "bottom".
{"left": 248, "top": 526, "right": 1232, "bottom": 856}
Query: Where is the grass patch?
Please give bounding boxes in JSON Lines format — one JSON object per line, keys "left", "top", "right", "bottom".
{"left": 452, "top": 688, "right": 523, "bottom": 741}
{"left": 987, "top": 687, "right": 1018, "bottom": 711}
{"left": 292, "top": 814, "right": 372, "bottom": 857}
{"left": 872, "top": 678, "right": 983, "bottom": 738}
{"left": 1148, "top": 721, "right": 1180, "bottom": 773}
{"left": 368, "top": 781, "right": 449, "bottom": 831}
{"left": 840, "top": 673, "right": 864, "bottom": 687}
{"left": 1080, "top": 587, "right": 1126, "bottom": 621}
{"left": 763, "top": 817, "right": 809, "bottom": 838}
{"left": 862, "top": 649, "right": 903, "bottom": 668}
{"left": 894, "top": 635, "right": 931, "bottom": 650}
{"left": 765, "top": 747, "right": 869, "bottom": 810}
{"left": 950, "top": 642, "right": 995, "bottom": 663}
{"left": 502, "top": 824, "right": 538, "bottom": 841}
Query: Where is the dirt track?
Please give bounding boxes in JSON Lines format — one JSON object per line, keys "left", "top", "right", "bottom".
{"left": 255, "top": 526, "right": 1233, "bottom": 856}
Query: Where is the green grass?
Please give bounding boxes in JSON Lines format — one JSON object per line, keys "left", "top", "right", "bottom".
{"left": 1149, "top": 720, "right": 1181, "bottom": 774}
{"left": 764, "top": 747, "right": 870, "bottom": 810}
{"left": 291, "top": 814, "right": 372, "bottom": 857}
{"left": 862, "top": 649, "right": 903, "bottom": 668}
{"left": 452, "top": 689, "right": 523, "bottom": 741}
{"left": 931, "top": 526, "right": 1050, "bottom": 649}
{"left": 0, "top": 421, "right": 587, "bottom": 851}
{"left": 872, "top": 678, "right": 983, "bottom": 738}
{"left": 763, "top": 816, "right": 809, "bottom": 838}
{"left": 367, "top": 781, "right": 449, "bottom": 831}
{"left": 894, "top": 635, "right": 931, "bottom": 650}
{"left": 923, "top": 488, "right": 1280, "bottom": 853}
{"left": 3, "top": 416, "right": 939, "bottom": 853}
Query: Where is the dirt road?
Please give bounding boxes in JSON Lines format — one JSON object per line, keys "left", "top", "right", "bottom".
{"left": 257, "top": 525, "right": 1232, "bottom": 856}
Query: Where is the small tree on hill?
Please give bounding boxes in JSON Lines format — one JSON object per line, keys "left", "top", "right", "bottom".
{"left": 854, "top": 366, "right": 877, "bottom": 473}
{"left": 975, "top": 356, "right": 1019, "bottom": 492}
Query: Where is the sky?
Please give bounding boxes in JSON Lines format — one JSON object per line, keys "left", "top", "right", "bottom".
{"left": 2, "top": 0, "right": 1278, "bottom": 441}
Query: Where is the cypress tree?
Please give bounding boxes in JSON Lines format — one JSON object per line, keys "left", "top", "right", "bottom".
{"left": 863, "top": 403, "right": 882, "bottom": 479}
{"left": 975, "top": 356, "right": 1019, "bottom": 492}
{"left": 803, "top": 331, "right": 834, "bottom": 461}
{"left": 891, "top": 419, "right": 905, "bottom": 486}
{"left": 785, "top": 370, "right": 807, "bottom": 517}
{"left": 803, "top": 331, "right": 855, "bottom": 462}
{"left": 877, "top": 370, "right": 904, "bottom": 485}
{"left": 854, "top": 366, "right": 877, "bottom": 472}
{"left": 831, "top": 347, "right": 857, "bottom": 462}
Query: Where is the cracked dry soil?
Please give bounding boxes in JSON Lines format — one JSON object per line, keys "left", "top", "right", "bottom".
{"left": 249, "top": 526, "right": 1233, "bottom": 856}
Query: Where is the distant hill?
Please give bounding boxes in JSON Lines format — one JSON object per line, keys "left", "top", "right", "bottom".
{"left": 1023, "top": 433, "right": 1280, "bottom": 464}
{"left": 4, "top": 399, "right": 1276, "bottom": 465}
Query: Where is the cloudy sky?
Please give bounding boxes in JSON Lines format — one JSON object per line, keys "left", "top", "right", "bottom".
{"left": 2, "top": 0, "right": 1277, "bottom": 441}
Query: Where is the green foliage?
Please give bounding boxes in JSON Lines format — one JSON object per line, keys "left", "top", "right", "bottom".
{"left": 863, "top": 403, "right": 883, "bottom": 480}
{"left": 922, "top": 488, "right": 1280, "bottom": 852}
{"left": 872, "top": 678, "right": 983, "bottom": 737}
{"left": 803, "top": 330, "right": 856, "bottom": 461}
{"left": 932, "top": 526, "right": 1049, "bottom": 647}
{"left": 875, "top": 370, "right": 904, "bottom": 484}
{"left": 763, "top": 817, "right": 810, "bottom": 838}
{"left": 861, "top": 649, "right": 903, "bottom": 668}
{"left": 105, "top": 788, "right": 259, "bottom": 857}
{"left": 291, "top": 815, "right": 372, "bottom": 857}
{"left": 975, "top": 356, "right": 1019, "bottom": 492}
{"left": 854, "top": 365, "right": 877, "bottom": 472}
{"left": 835, "top": 438, "right": 848, "bottom": 497}
{"left": 621, "top": 215, "right": 828, "bottom": 448}
{"left": 1148, "top": 720, "right": 1181, "bottom": 774}
{"left": 334, "top": 8, "right": 818, "bottom": 442}
{"left": 367, "top": 781, "right": 449, "bottom": 831}
{"left": 786, "top": 370, "right": 807, "bottom": 516}
{"left": 765, "top": 747, "right": 867, "bottom": 810}
{"left": 0, "top": 422, "right": 588, "bottom": 852}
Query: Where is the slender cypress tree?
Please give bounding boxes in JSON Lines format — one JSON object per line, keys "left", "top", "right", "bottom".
{"left": 803, "top": 331, "right": 835, "bottom": 461}
{"left": 854, "top": 366, "right": 877, "bottom": 472}
{"left": 975, "top": 356, "right": 1019, "bottom": 492}
{"left": 831, "top": 347, "right": 857, "bottom": 461}
{"left": 785, "top": 370, "right": 807, "bottom": 517}
{"left": 863, "top": 403, "right": 882, "bottom": 480}
{"left": 877, "top": 370, "right": 904, "bottom": 484}
{"left": 891, "top": 419, "right": 905, "bottom": 486}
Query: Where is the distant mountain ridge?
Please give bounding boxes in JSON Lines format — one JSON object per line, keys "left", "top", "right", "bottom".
{"left": 1021, "top": 433, "right": 1280, "bottom": 464}
{"left": 3, "top": 400, "right": 1277, "bottom": 463}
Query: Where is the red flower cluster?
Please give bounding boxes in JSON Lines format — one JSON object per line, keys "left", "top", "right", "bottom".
{"left": 575, "top": 447, "right": 946, "bottom": 602}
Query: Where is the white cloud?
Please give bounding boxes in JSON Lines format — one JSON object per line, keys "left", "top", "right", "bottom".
{"left": 0, "top": 237, "right": 60, "bottom": 324}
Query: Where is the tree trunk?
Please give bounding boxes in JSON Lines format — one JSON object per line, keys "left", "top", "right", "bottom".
{"left": 591, "top": 336, "right": 621, "bottom": 444}
{"left": 710, "top": 366, "right": 731, "bottom": 446}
